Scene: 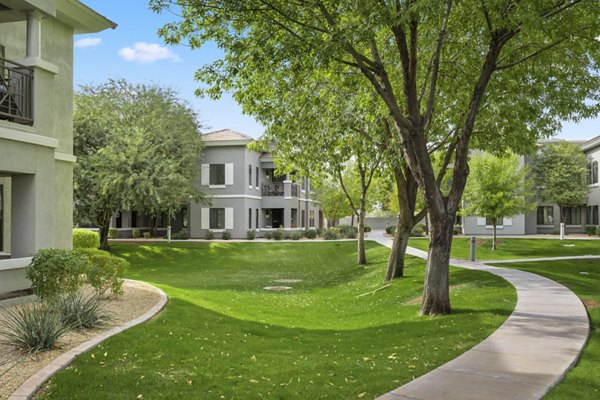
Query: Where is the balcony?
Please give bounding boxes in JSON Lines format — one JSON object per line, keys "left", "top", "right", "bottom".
{"left": 0, "top": 57, "right": 33, "bottom": 125}
{"left": 262, "top": 182, "right": 284, "bottom": 196}
{"left": 291, "top": 184, "right": 299, "bottom": 197}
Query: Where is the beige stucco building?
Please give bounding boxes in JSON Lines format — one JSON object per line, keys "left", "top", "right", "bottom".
{"left": 0, "top": 0, "right": 115, "bottom": 294}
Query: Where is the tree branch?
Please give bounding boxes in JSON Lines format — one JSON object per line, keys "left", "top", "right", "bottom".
{"left": 496, "top": 39, "right": 566, "bottom": 70}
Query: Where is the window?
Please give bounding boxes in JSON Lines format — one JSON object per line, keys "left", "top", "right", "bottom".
{"left": 309, "top": 210, "right": 315, "bottom": 228}
{"left": 248, "top": 208, "right": 252, "bottom": 229}
{"left": 256, "top": 167, "right": 259, "bottom": 187}
{"left": 589, "top": 161, "right": 599, "bottom": 185}
{"left": 485, "top": 217, "right": 502, "bottom": 226}
{"left": 587, "top": 205, "right": 599, "bottom": 225}
{"left": 210, "top": 164, "right": 225, "bottom": 185}
{"left": 566, "top": 207, "right": 582, "bottom": 225}
{"left": 131, "top": 211, "right": 137, "bottom": 228}
{"left": 301, "top": 210, "right": 305, "bottom": 228}
{"left": 256, "top": 208, "right": 259, "bottom": 229}
{"left": 116, "top": 212, "right": 122, "bottom": 228}
{"left": 249, "top": 165, "right": 252, "bottom": 187}
{"left": 537, "top": 206, "right": 554, "bottom": 225}
{"left": 210, "top": 208, "right": 225, "bottom": 229}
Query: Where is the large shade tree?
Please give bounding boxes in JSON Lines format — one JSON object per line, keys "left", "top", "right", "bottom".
{"left": 74, "top": 80, "right": 204, "bottom": 249}
{"left": 152, "top": 0, "right": 600, "bottom": 315}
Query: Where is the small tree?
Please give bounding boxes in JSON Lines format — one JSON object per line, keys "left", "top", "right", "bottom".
{"left": 463, "top": 153, "right": 535, "bottom": 250}
{"left": 533, "top": 142, "right": 589, "bottom": 237}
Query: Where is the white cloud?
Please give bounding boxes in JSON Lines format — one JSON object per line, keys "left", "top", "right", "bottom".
{"left": 118, "top": 42, "right": 181, "bottom": 64}
{"left": 74, "top": 37, "right": 103, "bottom": 48}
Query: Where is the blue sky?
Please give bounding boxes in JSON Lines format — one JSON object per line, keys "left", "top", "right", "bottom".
{"left": 76, "top": 1, "right": 598, "bottom": 141}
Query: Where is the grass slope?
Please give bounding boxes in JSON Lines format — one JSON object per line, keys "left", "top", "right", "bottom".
{"left": 38, "top": 242, "right": 515, "bottom": 399}
{"left": 409, "top": 237, "right": 600, "bottom": 260}
{"left": 491, "top": 259, "right": 600, "bottom": 399}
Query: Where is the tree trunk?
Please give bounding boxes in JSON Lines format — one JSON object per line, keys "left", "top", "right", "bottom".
{"left": 421, "top": 216, "right": 454, "bottom": 315}
{"left": 492, "top": 222, "right": 497, "bottom": 250}
{"left": 357, "top": 203, "right": 367, "bottom": 266}
{"left": 351, "top": 214, "right": 355, "bottom": 227}
{"left": 385, "top": 221, "right": 411, "bottom": 281}
{"left": 97, "top": 211, "right": 112, "bottom": 251}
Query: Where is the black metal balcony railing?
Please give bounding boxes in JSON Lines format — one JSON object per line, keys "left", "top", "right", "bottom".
{"left": 262, "top": 182, "right": 284, "bottom": 196}
{"left": 0, "top": 57, "right": 33, "bottom": 125}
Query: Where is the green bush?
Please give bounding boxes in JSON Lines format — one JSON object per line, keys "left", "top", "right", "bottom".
{"left": 595, "top": 226, "right": 600, "bottom": 237}
{"left": 291, "top": 231, "right": 303, "bottom": 240}
{"left": 108, "top": 228, "right": 118, "bottom": 239}
{"left": 363, "top": 225, "right": 372, "bottom": 232}
{"left": 53, "top": 292, "right": 108, "bottom": 330}
{"left": 83, "top": 251, "right": 127, "bottom": 297}
{"left": 26, "top": 249, "right": 88, "bottom": 299}
{"left": 453, "top": 225, "right": 462, "bottom": 235}
{"left": 282, "top": 230, "right": 291, "bottom": 240}
{"left": 131, "top": 229, "right": 141, "bottom": 239}
{"left": 345, "top": 230, "right": 357, "bottom": 239}
{"left": 246, "top": 229, "right": 256, "bottom": 240}
{"left": 72, "top": 229, "right": 99, "bottom": 249}
{"left": 264, "top": 231, "right": 273, "bottom": 240}
{"left": 143, "top": 232, "right": 151, "bottom": 239}
{"left": 323, "top": 229, "right": 339, "bottom": 240}
{"left": 0, "top": 302, "right": 70, "bottom": 353}
{"left": 338, "top": 225, "right": 358, "bottom": 238}
{"left": 304, "top": 229, "right": 317, "bottom": 239}
{"left": 222, "top": 230, "right": 231, "bottom": 240}
{"left": 272, "top": 230, "right": 283, "bottom": 240}
{"left": 411, "top": 224, "right": 427, "bottom": 237}
{"left": 172, "top": 229, "right": 190, "bottom": 240}
{"left": 385, "top": 225, "right": 396, "bottom": 235}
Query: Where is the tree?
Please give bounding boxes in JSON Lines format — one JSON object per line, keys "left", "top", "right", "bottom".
{"left": 152, "top": 0, "right": 600, "bottom": 315}
{"left": 313, "top": 176, "right": 353, "bottom": 228}
{"left": 533, "top": 142, "right": 589, "bottom": 234}
{"left": 74, "top": 80, "right": 203, "bottom": 249}
{"left": 463, "top": 153, "right": 535, "bottom": 250}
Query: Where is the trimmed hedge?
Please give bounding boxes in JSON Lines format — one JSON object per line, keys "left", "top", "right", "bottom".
{"left": 26, "top": 249, "right": 88, "bottom": 299}
{"left": 72, "top": 229, "right": 99, "bottom": 249}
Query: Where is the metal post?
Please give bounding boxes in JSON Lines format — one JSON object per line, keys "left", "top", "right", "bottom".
{"left": 167, "top": 225, "right": 172, "bottom": 242}
{"left": 470, "top": 236, "right": 476, "bottom": 261}
{"left": 560, "top": 222, "right": 565, "bottom": 240}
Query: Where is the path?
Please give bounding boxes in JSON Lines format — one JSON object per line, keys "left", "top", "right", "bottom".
{"left": 368, "top": 230, "right": 590, "bottom": 400}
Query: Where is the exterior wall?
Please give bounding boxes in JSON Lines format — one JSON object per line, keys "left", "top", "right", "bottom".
{"left": 463, "top": 215, "right": 526, "bottom": 235}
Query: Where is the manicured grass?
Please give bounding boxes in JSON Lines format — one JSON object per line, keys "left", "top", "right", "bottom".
{"left": 39, "top": 242, "right": 515, "bottom": 399}
{"left": 409, "top": 237, "right": 600, "bottom": 260}
{"left": 490, "top": 259, "right": 600, "bottom": 399}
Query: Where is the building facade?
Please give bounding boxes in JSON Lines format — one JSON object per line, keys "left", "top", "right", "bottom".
{"left": 463, "top": 138, "right": 600, "bottom": 236}
{"left": 110, "top": 129, "right": 321, "bottom": 239}
{"left": 0, "top": 0, "right": 115, "bottom": 294}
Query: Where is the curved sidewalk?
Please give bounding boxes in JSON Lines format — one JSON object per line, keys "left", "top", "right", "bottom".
{"left": 369, "top": 231, "right": 590, "bottom": 400}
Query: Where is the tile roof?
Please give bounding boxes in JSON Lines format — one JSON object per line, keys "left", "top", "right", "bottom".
{"left": 202, "top": 129, "right": 254, "bottom": 141}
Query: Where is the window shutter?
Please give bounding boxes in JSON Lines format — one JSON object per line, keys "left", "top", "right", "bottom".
{"left": 504, "top": 218, "right": 513, "bottom": 226}
{"left": 225, "top": 208, "right": 234, "bottom": 229}
{"left": 225, "top": 163, "right": 234, "bottom": 185}
{"left": 201, "top": 208, "right": 209, "bottom": 229}
{"left": 201, "top": 164, "right": 209, "bottom": 186}
{"left": 476, "top": 217, "right": 486, "bottom": 226}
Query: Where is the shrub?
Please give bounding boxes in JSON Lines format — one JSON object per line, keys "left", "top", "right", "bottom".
{"left": 246, "top": 229, "right": 256, "bottom": 240}
{"left": 272, "top": 230, "right": 283, "bottom": 240}
{"left": 411, "top": 224, "right": 426, "bottom": 237}
{"left": 0, "top": 302, "right": 70, "bottom": 353}
{"left": 53, "top": 292, "right": 108, "bottom": 330}
{"left": 132, "top": 228, "right": 141, "bottom": 239}
{"left": 385, "top": 225, "right": 396, "bottom": 235}
{"left": 282, "top": 230, "right": 291, "bottom": 240}
{"left": 596, "top": 226, "right": 600, "bottom": 237}
{"left": 584, "top": 226, "right": 595, "bottom": 235}
{"left": 304, "top": 229, "right": 317, "bottom": 239}
{"left": 222, "top": 230, "right": 231, "bottom": 240}
{"left": 108, "top": 228, "right": 118, "bottom": 239}
{"left": 172, "top": 229, "right": 190, "bottom": 240}
{"left": 363, "top": 225, "right": 372, "bottom": 232}
{"left": 453, "top": 225, "right": 462, "bottom": 235}
{"left": 291, "top": 231, "right": 303, "bottom": 240}
{"left": 204, "top": 230, "right": 213, "bottom": 240}
{"left": 143, "top": 232, "right": 151, "bottom": 239}
{"left": 264, "top": 231, "right": 273, "bottom": 240}
{"left": 83, "top": 251, "right": 127, "bottom": 297}
{"left": 345, "top": 230, "right": 357, "bottom": 239}
{"left": 72, "top": 229, "right": 99, "bottom": 249}
{"left": 26, "top": 249, "right": 87, "bottom": 299}
{"left": 323, "top": 229, "right": 339, "bottom": 240}
{"left": 338, "top": 225, "right": 358, "bottom": 238}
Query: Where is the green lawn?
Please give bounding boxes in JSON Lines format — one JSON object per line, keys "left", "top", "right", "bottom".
{"left": 38, "top": 242, "right": 515, "bottom": 399}
{"left": 490, "top": 259, "right": 600, "bottom": 399}
{"left": 409, "top": 237, "right": 600, "bottom": 260}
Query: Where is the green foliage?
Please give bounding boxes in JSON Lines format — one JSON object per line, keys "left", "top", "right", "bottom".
{"left": 411, "top": 224, "right": 426, "bottom": 237}
{"left": 131, "top": 229, "right": 141, "bottom": 239}
{"left": 72, "top": 229, "right": 99, "bottom": 249}
{"left": 304, "top": 229, "right": 317, "bottom": 239}
{"left": 204, "top": 230, "right": 213, "bottom": 240}
{"left": 338, "top": 225, "right": 357, "bottom": 237}
{"left": 585, "top": 225, "right": 596, "bottom": 236}
{"left": 385, "top": 225, "right": 396, "bottom": 235}
{"left": 291, "top": 231, "right": 303, "bottom": 240}
{"left": 596, "top": 226, "right": 600, "bottom": 237}
{"left": 263, "top": 231, "right": 273, "bottom": 240}
{"left": 172, "top": 229, "right": 190, "bottom": 240}
{"left": 363, "top": 225, "right": 372, "bottom": 233}
{"left": 52, "top": 292, "right": 108, "bottom": 330}
{"left": 81, "top": 251, "right": 127, "bottom": 297}
{"left": 143, "top": 232, "right": 151, "bottom": 239}
{"left": 463, "top": 153, "right": 536, "bottom": 226}
{"left": 221, "top": 230, "right": 231, "bottom": 240}
{"left": 26, "top": 249, "right": 88, "bottom": 299}
{"left": 108, "top": 228, "right": 118, "bottom": 239}
{"left": 246, "top": 229, "right": 256, "bottom": 240}
{"left": 0, "top": 302, "right": 70, "bottom": 353}
{"left": 533, "top": 143, "right": 589, "bottom": 222}
{"left": 272, "top": 230, "right": 283, "bottom": 241}
{"left": 323, "top": 229, "right": 339, "bottom": 240}
{"left": 314, "top": 177, "right": 353, "bottom": 227}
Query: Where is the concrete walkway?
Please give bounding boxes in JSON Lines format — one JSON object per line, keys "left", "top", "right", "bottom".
{"left": 369, "top": 230, "right": 591, "bottom": 400}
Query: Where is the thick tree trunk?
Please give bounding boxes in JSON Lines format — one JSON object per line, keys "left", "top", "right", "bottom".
{"left": 492, "top": 223, "right": 497, "bottom": 250}
{"left": 357, "top": 204, "right": 367, "bottom": 266}
{"left": 98, "top": 223, "right": 110, "bottom": 250}
{"left": 385, "top": 222, "right": 411, "bottom": 281}
{"left": 421, "top": 216, "right": 454, "bottom": 315}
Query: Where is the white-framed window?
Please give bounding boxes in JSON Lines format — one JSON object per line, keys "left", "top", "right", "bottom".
{"left": 537, "top": 206, "right": 554, "bottom": 225}
{"left": 485, "top": 217, "right": 503, "bottom": 226}
{"left": 255, "top": 167, "right": 259, "bottom": 188}
{"left": 589, "top": 160, "right": 598, "bottom": 185}
{"left": 201, "top": 163, "right": 234, "bottom": 186}
{"left": 210, "top": 208, "right": 225, "bottom": 229}
{"left": 248, "top": 208, "right": 252, "bottom": 229}
{"left": 309, "top": 210, "right": 315, "bottom": 228}
{"left": 586, "top": 205, "right": 598, "bottom": 225}
{"left": 202, "top": 207, "right": 234, "bottom": 230}
{"left": 566, "top": 206, "right": 582, "bottom": 225}
{"left": 210, "top": 164, "right": 225, "bottom": 185}
{"left": 248, "top": 165, "right": 252, "bottom": 188}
